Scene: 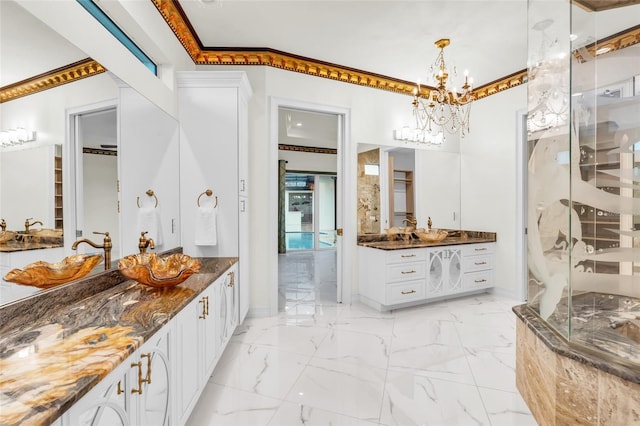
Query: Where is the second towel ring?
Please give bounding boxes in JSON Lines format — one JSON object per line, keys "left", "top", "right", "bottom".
{"left": 137, "top": 189, "right": 159, "bottom": 208}
{"left": 197, "top": 189, "right": 219, "bottom": 208}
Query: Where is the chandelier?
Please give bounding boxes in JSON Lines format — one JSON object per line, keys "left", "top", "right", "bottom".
{"left": 411, "top": 38, "right": 474, "bottom": 140}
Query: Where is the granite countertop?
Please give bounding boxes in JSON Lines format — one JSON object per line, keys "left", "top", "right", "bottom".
{"left": 357, "top": 229, "right": 496, "bottom": 250}
{"left": 0, "top": 256, "right": 237, "bottom": 426}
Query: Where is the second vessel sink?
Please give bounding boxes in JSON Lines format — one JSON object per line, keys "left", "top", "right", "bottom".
{"left": 414, "top": 229, "right": 449, "bottom": 243}
{"left": 0, "top": 231, "right": 17, "bottom": 244}
{"left": 3, "top": 254, "right": 104, "bottom": 288}
{"left": 118, "top": 253, "right": 201, "bottom": 288}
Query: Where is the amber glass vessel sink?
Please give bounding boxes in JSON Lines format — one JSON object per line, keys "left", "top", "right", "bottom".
{"left": 118, "top": 253, "right": 201, "bottom": 288}
{"left": 414, "top": 229, "right": 449, "bottom": 243}
{"left": 0, "top": 231, "right": 17, "bottom": 244}
{"left": 3, "top": 254, "right": 104, "bottom": 288}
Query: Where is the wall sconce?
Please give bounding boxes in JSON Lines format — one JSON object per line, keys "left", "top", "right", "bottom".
{"left": 393, "top": 126, "right": 444, "bottom": 146}
{"left": 0, "top": 127, "right": 37, "bottom": 147}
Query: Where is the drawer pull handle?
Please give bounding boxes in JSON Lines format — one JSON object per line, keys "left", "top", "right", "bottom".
{"left": 474, "top": 261, "right": 487, "bottom": 266}
{"left": 401, "top": 270, "right": 416, "bottom": 274}
{"left": 474, "top": 279, "right": 487, "bottom": 283}
{"left": 199, "top": 297, "right": 207, "bottom": 319}
{"left": 401, "top": 290, "right": 416, "bottom": 295}
{"left": 400, "top": 254, "right": 416, "bottom": 258}
{"left": 475, "top": 248, "right": 487, "bottom": 251}
{"left": 117, "top": 381, "right": 124, "bottom": 395}
{"left": 130, "top": 362, "right": 143, "bottom": 394}
{"left": 140, "top": 353, "right": 152, "bottom": 385}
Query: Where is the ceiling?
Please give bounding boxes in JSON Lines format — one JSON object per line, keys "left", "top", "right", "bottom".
{"left": 3, "top": 0, "right": 639, "bottom": 92}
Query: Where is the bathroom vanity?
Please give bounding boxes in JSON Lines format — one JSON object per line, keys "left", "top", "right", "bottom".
{"left": 0, "top": 255, "right": 240, "bottom": 426}
{"left": 358, "top": 231, "right": 496, "bottom": 311}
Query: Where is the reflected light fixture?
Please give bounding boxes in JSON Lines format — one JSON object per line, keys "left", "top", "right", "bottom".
{"left": 0, "top": 127, "right": 37, "bottom": 147}
{"left": 411, "top": 38, "right": 474, "bottom": 140}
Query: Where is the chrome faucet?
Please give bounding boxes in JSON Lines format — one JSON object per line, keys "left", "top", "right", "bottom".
{"left": 138, "top": 231, "right": 155, "bottom": 254}
{"left": 24, "top": 218, "right": 43, "bottom": 233}
{"left": 1, "top": 219, "right": 6, "bottom": 232}
{"left": 72, "top": 231, "right": 112, "bottom": 270}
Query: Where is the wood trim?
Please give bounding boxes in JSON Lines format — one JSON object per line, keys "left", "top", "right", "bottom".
{"left": 83, "top": 147, "right": 117, "bottom": 156}
{"left": 0, "top": 58, "right": 106, "bottom": 103}
{"left": 278, "top": 144, "right": 337, "bottom": 155}
{"left": 573, "top": 0, "right": 640, "bottom": 12}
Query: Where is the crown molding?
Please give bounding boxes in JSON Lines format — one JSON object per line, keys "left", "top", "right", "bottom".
{"left": 573, "top": 0, "right": 640, "bottom": 12}
{"left": 279, "top": 144, "right": 337, "bottom": 155}
{"left": 573, "top": 24, "right": 640, "bottom": 63}
{"left": 0, "top": 58, "right": 106, "bottom": 103}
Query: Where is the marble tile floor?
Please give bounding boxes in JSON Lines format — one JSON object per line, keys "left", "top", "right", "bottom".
{"left": 187, "top": 252, "right": 536, "bottom": 425}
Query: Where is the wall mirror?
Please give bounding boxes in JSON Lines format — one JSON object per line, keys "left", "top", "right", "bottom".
{"left": 357, "top": 143, "right": 462, "bottom": 236}
{"left": 0, "top": 1, "right": 178, "bottom": 306}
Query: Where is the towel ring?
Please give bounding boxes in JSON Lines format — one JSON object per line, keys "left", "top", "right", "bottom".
{"left": 197, "top": 189, "right": 218, "bottom": 208}
{"left": 137, "top": 189, "right": 159, "bottom": 208}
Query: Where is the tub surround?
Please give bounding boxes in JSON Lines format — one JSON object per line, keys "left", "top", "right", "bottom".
{"left": 0, "top": 253, "right": 237, "bottom": 426}
{"left": 514, "top": 303, "right": 640, "bottom": 425}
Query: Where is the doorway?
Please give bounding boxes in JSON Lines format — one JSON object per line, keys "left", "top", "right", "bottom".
{"left": 270, "top": 99, "right": 352, "bottom": 314}
{"left": 67, "top": 101, "right": 120, "bottom": 261}
{"left": 284, "top": 172, "right": 337, "bottom": 251}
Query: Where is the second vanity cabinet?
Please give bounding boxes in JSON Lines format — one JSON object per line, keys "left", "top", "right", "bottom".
{"left": 65, "top": 324, "right": 173, "bottom": 426}
{"left": 359, "top": 242, "right": 495, "bottom": 311}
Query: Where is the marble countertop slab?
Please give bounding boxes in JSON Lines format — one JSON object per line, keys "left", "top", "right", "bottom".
{"left": 357, "top": 230, "right": 496, "bottom": 250}
{"left": 513, "top": 302, "right": 640, "bottom": 385}
{"left": 0, "top": 256, "right": 237, "bottom": 426}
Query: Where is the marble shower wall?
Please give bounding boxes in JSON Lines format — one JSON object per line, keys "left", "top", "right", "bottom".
{"left": 357, "top": 149, "right": 380, "bottom": 234}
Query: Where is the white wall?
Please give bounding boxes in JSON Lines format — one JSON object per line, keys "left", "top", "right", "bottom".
{"left": 199, "top": 64, "right": 471, "bottom": 314}
{"left": 460, "top": 85, "right": 527, "bottom": 299}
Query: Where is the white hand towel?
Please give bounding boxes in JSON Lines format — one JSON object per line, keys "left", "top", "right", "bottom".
{"left": 137, "top": 206, "right": 163, "bottom": 246}
{"left": 195, "top": 204, "right": 218, "bottom": 246}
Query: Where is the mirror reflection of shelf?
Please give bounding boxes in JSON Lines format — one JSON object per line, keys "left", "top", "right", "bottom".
{"left": 389, "top": 155, "right": 414, "bottom": 227}
{"left": 54, "top": 154, "right": 63, "bottom": 230}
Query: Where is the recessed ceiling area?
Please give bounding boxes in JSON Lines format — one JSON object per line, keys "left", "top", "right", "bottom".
{"left": 278, "top": 108, "right": 338, "bottom": 149}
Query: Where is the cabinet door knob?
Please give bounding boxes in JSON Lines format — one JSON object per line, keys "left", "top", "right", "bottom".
{"left": 116, "top": 380, "right": 124, "bottom": 395}
{"left": 227, "top": 271, "right": 235, "bottom": 287}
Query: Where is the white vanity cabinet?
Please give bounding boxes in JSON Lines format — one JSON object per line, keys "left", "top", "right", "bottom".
{"left": 174, "top": 264, "right": 238, "bottom": 425}
{"left": 461, "top": 243, "right": 494, "bottom": 291}
{"left": 358, "top": 242, "right": 495, "bottom": 311}
{"left": 64, "top": 324, "right": 173, "bottom": 426}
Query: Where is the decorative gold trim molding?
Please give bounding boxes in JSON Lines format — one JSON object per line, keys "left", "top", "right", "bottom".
{"left": 0, "top": 58, "right": 106, "bottom": 103}
{"left": 83, "top": 147, "right": 118, "bottom": 156}
{"left": 573, "top": 0, "right": 640, "bottom": 12}
{"left": 279, "top": 144, "right": 337, "bottom": 155}
{"left": 151, "top": 0, "right": 529, "bottom": 101}
{"left": 580, "top": 24, "right": 640, "bottom": 62}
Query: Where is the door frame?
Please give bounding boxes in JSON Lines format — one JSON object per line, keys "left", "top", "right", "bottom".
{"left": 65, "top": 99, "right": 118, "bottom": 256}
{"left": 515, "top": 108, "right": 528, "bottom": 302}
{"left": 269, "top": 97, "right": 353, "bottom": 313}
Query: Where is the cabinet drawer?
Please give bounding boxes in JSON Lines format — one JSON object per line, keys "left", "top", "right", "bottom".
{"left": 386, "top": 281, "right": 425, "bottom": 304}
{"left": 463, "top": 270, "right": 493, "bottom": 289}
{"left": 386, "top": 249, "right": 426, "bottom": 264}
{"left": 387, "top": 262, "right": 426, "bottom": 282}
{"left": 462, "top": 254, "right": 493, "bottom": 273}
{"left": 462, "top": 243, "right": 495, "bottom": 257}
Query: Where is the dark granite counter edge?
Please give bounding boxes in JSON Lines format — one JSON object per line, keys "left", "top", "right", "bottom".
{"left": 513, "top": 304, "right": 640, "bottom": 385}
{"left": 356, "top": 230, "right": 497, "bottom": 250}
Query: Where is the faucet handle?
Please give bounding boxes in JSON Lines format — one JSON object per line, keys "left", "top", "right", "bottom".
{"left": 94, "top": 231, "right": 112, "bottom": 244}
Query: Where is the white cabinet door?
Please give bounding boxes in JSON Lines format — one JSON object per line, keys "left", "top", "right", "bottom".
{"left": 416, "top": 150, "right": 460, "bottom": 229}
{"left": 427, "top": 247, "right": 462, "bottom": 296}
{"left": 65, "top": 362, "right": 131, "bottom": 426}
{"left": 135, "top": 327, "right": 172, "bottom": 426}
{"left": 238, "top": 197, "right": 250, "bottom": 324}
{"left": 202, "top": 283, "right": 219, "bottom": 378}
